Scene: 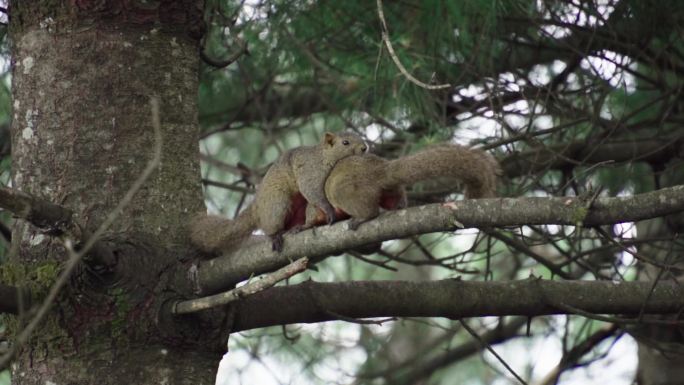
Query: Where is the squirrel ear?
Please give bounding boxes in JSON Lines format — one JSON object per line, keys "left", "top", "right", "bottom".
{"left": 324, "top": 132, "right": 336, "bottom": 146}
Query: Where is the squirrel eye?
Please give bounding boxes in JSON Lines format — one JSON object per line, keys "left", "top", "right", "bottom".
{"left": 342, "top": 140, "right": 350, "bottom": 145}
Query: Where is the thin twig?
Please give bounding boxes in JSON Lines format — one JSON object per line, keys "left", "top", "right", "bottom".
{"left": 376, "top": 0, "right": 451, "bottom": 90}
{"left": 485, "top": 230, "right": 572, "bottom": 279}
{"left": 200, "top": 41, "right": 248, "bottom": 68}
{"left": 173, "top": 257, "right": 309, "bottom": 314}
{"left": 595, "top": 227, "right": 672, "bottom": 269}
{"left": 536, "top": 325, "right": 619, "bottom": 385}
{"left": 637, "top": 244, "right": 675, "bottom": 322}
{"left": 459, "top": 319, "right": 529, "bottom": 385}
{"left": 202, "top": 179, "right": 255, "bottom": 194}
{"left": 553, "top": 301, "right": 684, "bottom": 326}
{"left": 348, "top": 251, "right": 398, "bottom": 271}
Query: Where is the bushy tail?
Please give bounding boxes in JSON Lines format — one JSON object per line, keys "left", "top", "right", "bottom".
{"left": 384, "top": 144, "right": 502, "bottom": 198}
{"left": 189, "top": 204, "right": 257, "bottom": 254}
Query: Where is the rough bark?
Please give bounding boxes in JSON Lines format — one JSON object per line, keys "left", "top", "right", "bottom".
{"left": 7, "top": 2, "right": 218, "bottom": 384}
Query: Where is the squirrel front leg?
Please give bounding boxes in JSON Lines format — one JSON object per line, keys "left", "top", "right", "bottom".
{"left": 311, "top": 198, "right": 336, "bottom": 225}
{"left": 304, "top": 203, "right": 324, "bottom": 228}
{"left": 296, "top": 168, "right": 337, "bottom": 225}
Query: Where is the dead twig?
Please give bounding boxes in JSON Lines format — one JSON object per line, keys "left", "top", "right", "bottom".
{"left": 173, "top": 257, "right": 309, "bottom": 314}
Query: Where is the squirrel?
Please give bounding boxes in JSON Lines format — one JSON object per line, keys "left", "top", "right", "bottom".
{"left": 303, "top": 143, "right": 501, "bottom": 229}
{"left": 190, "top": 132, "right": 368, "bottom": 253}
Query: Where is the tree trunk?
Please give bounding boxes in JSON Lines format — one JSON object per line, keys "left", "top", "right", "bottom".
{"left": 7, "top": 2, "right": 219, "bottom": 383}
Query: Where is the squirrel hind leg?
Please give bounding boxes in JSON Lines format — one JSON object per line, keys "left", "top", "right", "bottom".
{"left": 258, "top": 189, "right": 293, "bottom": 249}
{"left": 341, "top": 200, "right": 380, "bottom": 230}
{"left": 319, "top": 201, "right": 336, "bottom": 225}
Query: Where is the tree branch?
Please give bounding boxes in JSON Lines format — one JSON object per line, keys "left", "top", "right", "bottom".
{"left": 173, "top": 257, "right": 307, "bottom": 314}
{"left": 195, "top": 185, "right": 684, "bottom": 294}
{"left": 0, "top": 186, "right": 116, "bottom": 269}
{"left": 459, "top": 319, "right": 529, "bottom": 385}
{"left": 0, "top": 187, "right": 77, "bottom": 234}
{"left": 376, "top": 0, "right": 450, "bottom": 90}
{"left": 536, "top": 324, "right": 619, "bottom": 385}
{"left": 230, "top": 279, "right": 684, "bottom": 332}
{"left": 390, "top": 317, "right": 528, "bottom": 385}
{"left": 502, "top": 137, "right": 684, "bottom": 178}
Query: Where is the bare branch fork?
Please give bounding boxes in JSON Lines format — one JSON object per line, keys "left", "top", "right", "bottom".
{"left": 195, "top": 185, "right": 684, "bottom": 294}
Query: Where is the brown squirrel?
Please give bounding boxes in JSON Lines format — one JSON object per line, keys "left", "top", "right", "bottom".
{"left": 304, "top": 144, "right": 501, "bottom": 229}
{"left": 190, "top": 132, "right": 368, "bottom": 253}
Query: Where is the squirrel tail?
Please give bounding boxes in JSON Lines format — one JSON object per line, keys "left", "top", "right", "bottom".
{"left": 384, "top": 144, "right": 502, "bottom": 198}
{"left": 189, "top": 204, "right": 257, "bottom": 254}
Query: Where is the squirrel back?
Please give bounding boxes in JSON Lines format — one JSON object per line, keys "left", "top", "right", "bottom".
{"left": 306, "top": 143, "right": 501, "bottom": 228}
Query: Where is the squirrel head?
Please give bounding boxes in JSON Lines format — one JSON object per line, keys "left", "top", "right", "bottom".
{"left": 321, "top": 132, "right": 368, "bottom": 164}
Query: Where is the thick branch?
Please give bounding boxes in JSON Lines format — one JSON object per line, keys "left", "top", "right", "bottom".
{"left": 0, "top": 187, "right": 116, "bottom": 269}
{"left": 0, "top": 187, "right": 76, "bottom": 233}
{"left": 231, "top": 280, "right": 684, "bottom": 332}
{"left": 196, "top": 185, "right": 684, "bottom": 294}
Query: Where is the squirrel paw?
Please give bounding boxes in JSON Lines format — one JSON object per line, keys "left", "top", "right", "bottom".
{"left": 322, "top": 204, "right": 336, "bottom": 225}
